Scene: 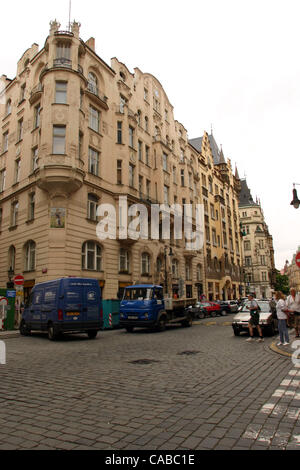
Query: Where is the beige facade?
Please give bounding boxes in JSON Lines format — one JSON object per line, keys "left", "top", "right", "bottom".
{"left": 286, "top": 247, "right": 300, "bottom": 292}
{"left": 0, "top": 20, "right": 244, "bottom": 301}
{"left": 239, "top": 180, "right": 275, "bottom": 298}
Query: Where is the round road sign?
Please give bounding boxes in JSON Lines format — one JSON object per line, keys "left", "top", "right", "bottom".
{"left": 14, "top": 275, "right": 24, "bottom": 286}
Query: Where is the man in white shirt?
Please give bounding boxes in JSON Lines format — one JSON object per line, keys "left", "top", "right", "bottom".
{"left": 286, "top": 288, "right": 300, "bottom": 338}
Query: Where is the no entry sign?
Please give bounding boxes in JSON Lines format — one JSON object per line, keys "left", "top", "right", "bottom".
{"left": 296, "top": 252, "right": 300, "bottom": 269}
{"left": 14, "top": 275, "right": 24, "bottom": 286}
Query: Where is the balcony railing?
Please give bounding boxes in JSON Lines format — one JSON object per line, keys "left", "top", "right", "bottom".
{"left": 53, "top": 58, "right": 72, "bottom": 69}
{"left": 87, "top": 83, "right": 108, "bottom": 105}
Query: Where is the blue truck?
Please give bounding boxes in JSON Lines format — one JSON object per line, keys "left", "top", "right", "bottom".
{"left": 20, "top": 278, "right": 103, "bottom": 340}
{"left": 119, "top": 284, "right": 196, "bottom": 332}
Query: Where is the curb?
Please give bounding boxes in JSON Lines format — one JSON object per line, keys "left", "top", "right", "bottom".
{"left": 0, "top": 331, "right": 20, "bottom": 340}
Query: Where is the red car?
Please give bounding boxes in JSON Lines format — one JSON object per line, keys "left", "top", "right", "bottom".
{"left": 197, "top": 301, "right": 221, "bottom": 318}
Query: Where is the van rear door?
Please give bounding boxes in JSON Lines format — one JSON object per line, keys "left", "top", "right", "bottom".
{"left": 83, "top": 283, "right": 101, "bottom": 325}
{"left": 63, "top": 281, "right": 84, "bottom": 324}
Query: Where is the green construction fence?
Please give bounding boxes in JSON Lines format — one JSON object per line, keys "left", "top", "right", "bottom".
{"left": 0, "top": 288, "right": 16, "bottom": 331}
{"left": 102, "top": 299, "right": 120, "bottom": 330}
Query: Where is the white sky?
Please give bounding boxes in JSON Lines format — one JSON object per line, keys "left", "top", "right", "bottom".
{"left": 1, "top": 0, "right": 300, "bottom": 269}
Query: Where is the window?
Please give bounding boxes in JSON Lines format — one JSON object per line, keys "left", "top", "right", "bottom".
{"left": 120, "top": 249, "right": 130, "bottom": 272}
{"left": 138, "top": 141, "right": 143, "bottom": 161}
{"left": 245, "top": 256, "right": 252, "bottom": 266}
{"left": 120, "top": 95, "right": 126, "bottom": 113}
{"left": 24, "top": 241, "right": 36, "bottom": 271}
{"left": 20, "top": 84, "right": 26, "bottom": 103}
{"left": 197, "top": 264, "right": 202, "bottom": 282}
{"left": 88, "top": 72, "right": 98, "bottom": 95}
{"left": 185, "top": 261, "right": 191, "bottom": 281}
{"left": 3, "top": 132, "right": 8, "bottom": 153}
{"left": 259, "top": 239, "right": 264, "bottom": 249}
{"left": 28, "top": 193, "right": 35, "bottom": 220}
{"left": 165, "top": 109, "right": 168, "bottom": 121}
{"left": 145, "top": 146, "right": 150, "bottom": 166}
{"left": 144, "top": 88, "right": 148, "bottom": 101}
{"left": 181, "top": 169, "right": 185, "bottom": 187}
{"left": 172, "top": 259, "right": 179, "bottom": 278}
{"left": 260, "top": 255, "right": 266, "bottom": 266}
{"left": 138, "top": 175, "right": 143, "bottom": 195}
{"left": 14, "top": 159, "right": 21, "bottom": 184}
{"left": 205, "top": 225, "right": 210, "bottom": 243}
{"left": 180, "top": 150, "right": 185, "bottom": 163}
{"left": 78, "top": 132, "right": 83, "bottom": 159}
{"left": 117, "top": 160, "right": 122, "bottom": 185}
{"left": 34, "top": 103, "right": 41, "bottom": 128}
{"left": 163, "top": 185, "right": 169, "bottom": 205}
{"left": 6, "top": 99, "right": 11, "bottom": 116}
{"left": 262, "top": 272, "right": 267, "bottom": 281}
{"left": 163, "top": 153, "right": 168, "bottom": 172}
{"left": 17, "top": 119, "right": 23, "bottom": 141}
{"left": 89, "top": 106, "right": 100, "bottom": 132}
{"left": 210, "top": 204, "right": 215, "bottom": 219}
{"left": 129, "top": 164, "right": 135, "bottom": 187}
{"left": 8, "top": 246, "right": 15, "bottom": 271}
{"left": 53, "top": 126, "right": 66, "bottom": 154}
{"left": 82, "top": 241, "right": 102, "bottom": 271}
{"left": 56, "top": 42, "right": 70, "bottom": 58}
{"left": 55, "top": 81, "right": 67, "bottom": 104}
{"left": 212, "top": 229, "right": 217, "bottom": 246}
{"left": 172, "top": 166, "right": 177, "bottom": 184}
{"left": 129, "top": 126, "right": 134, "bottom": 148}
{"left": 88, "top": 147, "right": 99, "bottom": 176}
{"left": 32, "top": 147, "right": 39, "bottom": 171}
{"left": 141, "top": 253, "right": 150, "bottom": 275}
{"left": 137, "top": 110, "right": 141, "bottom": 126}
{"left": 11, "top": 201, "right": 19, "bottom": 226}
{"left": 117, "top": 121, "right": 122, "bottom": 144}
{"left": 87, "top": 194, "right": 99, "bottom": 221}
{"left": 146, "top": 179, "right": 151, "bottom": 199}
{"left": 0, "top": 169, "right": 6, "bottom": 192}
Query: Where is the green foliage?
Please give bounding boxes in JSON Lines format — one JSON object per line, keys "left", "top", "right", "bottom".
{"left": 274, "top": 270, "right": 290, "bottom": 295}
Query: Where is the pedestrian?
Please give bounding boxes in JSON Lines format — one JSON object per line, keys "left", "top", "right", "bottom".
{"left": 245, "top": 293, "right": 264, "bottom": 342}
{"left": 275, "top": 291, "right": 290, "bottom": 346}
{"left": 285, "top": 288, "right": 300, "bottom": 338}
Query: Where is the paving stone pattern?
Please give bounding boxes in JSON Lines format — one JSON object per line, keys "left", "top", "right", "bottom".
{"left": 0, "top": 318, "right": 299, "bottom": 450}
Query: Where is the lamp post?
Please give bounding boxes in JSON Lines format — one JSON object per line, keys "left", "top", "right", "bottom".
{"left": 290, "top": 183, "right": 300, "bottom": 209}
{"left": 7, "top": 267, "right": 15, "bottom": 289}
{"left": 164, "top": 246, "right": 173, "bottom": 296}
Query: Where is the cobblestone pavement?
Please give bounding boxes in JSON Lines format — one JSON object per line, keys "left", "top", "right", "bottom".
{"left": 0, "top": 316, "right": 299, "bottom": 450}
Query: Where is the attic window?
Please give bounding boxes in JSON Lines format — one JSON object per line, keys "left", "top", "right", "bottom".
{"left": 120, "top": 72, "right": 126, "bottom": 81}
{"left": 24, "top": 58, "right": 30, "bottom": 68}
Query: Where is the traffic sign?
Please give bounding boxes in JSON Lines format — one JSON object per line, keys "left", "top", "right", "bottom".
{"left": 296, "top": 252, "right": 300, "bottom": 269}
{"left": 14, "top": 275, "right": 24, "bottom": 286}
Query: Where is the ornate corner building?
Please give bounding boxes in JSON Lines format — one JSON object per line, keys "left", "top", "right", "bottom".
{"left": 286, "top": 247, "right": 300, "bottom": 292}
{"left": 0, "top": 20, "right": 245, "bottom": 301}
{"left": 239, "top": 179, "right": 276, "bottom": 298}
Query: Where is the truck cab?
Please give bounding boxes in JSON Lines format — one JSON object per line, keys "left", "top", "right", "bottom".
{"left": 119, "top": 284, "right": 195, "bottom": 332}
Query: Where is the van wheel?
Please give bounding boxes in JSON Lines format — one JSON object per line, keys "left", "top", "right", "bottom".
{"left": 20, "top": 320, "right": 30, "bottom": 336}
{"left": 126, "top": 326, "right": 134, "bottom": 333}
{"left": 87, "top": 330, "right": 98, "bottom": 339}
{"left": 48, "top": 324, "right": 59, "bottom": 341}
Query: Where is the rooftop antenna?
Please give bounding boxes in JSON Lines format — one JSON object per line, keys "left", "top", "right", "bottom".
{"left": 68, "top": 0, "right": 72, "bottom": 31}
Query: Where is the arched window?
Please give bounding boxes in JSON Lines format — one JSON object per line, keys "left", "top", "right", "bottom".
{"left": 6, "top": 99, "right": 11, "bottom": 116}
{"left": 196, "top": 264, "right": 202, "bottom": 282}
{"left": 82, "top": 241, "right": 102, "bottom": 271}
{"left": 8, "top": 246, "right": 16, "bottom": 271}
{"left": 88, "top": 72, "right": 98, "bottom": 95}
{"left": 141, "top": 252, "right": 151, "bottom": 276}
{"left": 24, "top": 241, "right": 36, "bottom": 272}
{"left": 156, "top": 256, "right": 163, "bottom": 273}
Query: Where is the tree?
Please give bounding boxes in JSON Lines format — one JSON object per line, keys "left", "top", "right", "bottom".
{"left": 274, "top": 270, "right": 290, "bottom": 296}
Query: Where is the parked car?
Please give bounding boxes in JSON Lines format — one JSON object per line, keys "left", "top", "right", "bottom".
{"left": 188, "top": 301, "right": 221, "bottom": 319}
{"left": 232, "top": 300, "right": 276, "bottom": 336}
{"left": 217, "top": 300, "right": 239, "bottom": 315}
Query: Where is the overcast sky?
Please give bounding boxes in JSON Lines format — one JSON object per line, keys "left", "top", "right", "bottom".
{"left": 1, "top": 0, "right": 300, "bottom": 269}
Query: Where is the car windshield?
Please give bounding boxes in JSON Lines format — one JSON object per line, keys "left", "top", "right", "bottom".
{"left": 123, "top": 288, "right": 153, "bottom": 301}
{"left": 240, "top": 301, "right": 271, "bottom": 313}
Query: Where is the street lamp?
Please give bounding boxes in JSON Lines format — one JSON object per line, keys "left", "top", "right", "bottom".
{"left": 164, "top": 246, "right": 173, "bottom": 296}
{"left": 290, "top": 184, "right": 300, "bottom": 209}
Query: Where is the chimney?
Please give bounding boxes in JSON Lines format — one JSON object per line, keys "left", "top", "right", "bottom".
{"left": 86, "top": 37, "right": 95, "bottom": 51}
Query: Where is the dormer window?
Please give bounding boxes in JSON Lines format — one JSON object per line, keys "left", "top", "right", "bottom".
{"left": 88, "top": 72, "right": 98, "bottom": 95}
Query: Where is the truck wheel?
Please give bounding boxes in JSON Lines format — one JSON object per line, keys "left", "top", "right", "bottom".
{"left": 156, "top": 316, "right": 167, "bottom": 332}
{"left": 181, "top": 314, "right": 193, "bottom": 328}
{"left": 20, "top": 320, "right": 30, "bottom": 336}
{"left": 87, "top": 330, "right": 98, "bottom": 339}
{"left": 126, "top": 326, "right": 134, "bottom": 333}
{"left": 48, "top": 323, "right": 59, "bottom": 341}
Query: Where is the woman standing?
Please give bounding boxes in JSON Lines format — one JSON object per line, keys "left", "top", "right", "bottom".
{"left": 275, "top": 291, "right": 290, "bottom": 346}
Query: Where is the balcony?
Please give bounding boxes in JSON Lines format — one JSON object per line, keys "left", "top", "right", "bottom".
{"left": 53, "top": 58, "right": 72, "bottom": 69}
{"left": 29, "top": 84, "right": 43, "bottom": 105}
{"left": 86, "top": 83, "right": 109, "bottom": 110}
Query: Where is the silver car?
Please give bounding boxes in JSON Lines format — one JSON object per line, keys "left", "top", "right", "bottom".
{"left": 232, "top": 300, "right": 276, "bottom": 336}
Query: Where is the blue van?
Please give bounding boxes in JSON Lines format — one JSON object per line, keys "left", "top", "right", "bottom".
{"left": 20, "top": 278, "right": 103, "bottom": 340}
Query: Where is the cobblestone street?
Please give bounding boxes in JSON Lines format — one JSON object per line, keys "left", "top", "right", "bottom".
{"left": 0, "top": 317, "right": 299, "bottom": 450}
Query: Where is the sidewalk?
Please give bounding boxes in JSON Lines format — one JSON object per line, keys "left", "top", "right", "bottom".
{"left": 0, "top": 329, "right": 20, "bottom": 339}
{"left": 270, "top": 329, "right": 299, "bottom": 358}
